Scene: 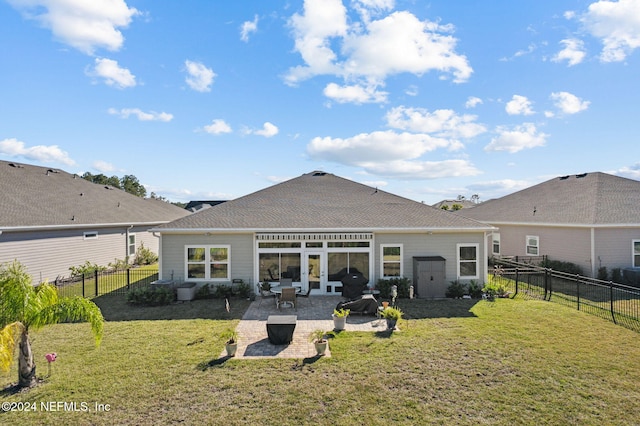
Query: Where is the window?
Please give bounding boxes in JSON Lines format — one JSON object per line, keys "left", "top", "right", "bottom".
{"left": 83, "top": 231, "right": 98, "bottom": 240}
{"left": 634, "top": 240, "right": 640, "bottom": 268}
{"left": 259, "top": 252, "right": 301, "bottom": 281}
{"left": 492, "top": 233, "right": 500, "bottom": 255}
{"left": 381, "top": 245, "right": 402, "bottom": 278}
{"left": 128, "top": 234, "right": 136, "bottom": 256}
{"left": 457, "top": 244, "right": 479, "bottom": 279}
{"left": 526, "top": 235, "right": 539, "bottom": 256}
{"left": 185, "top": 245, "right": 230, "bottom": 280}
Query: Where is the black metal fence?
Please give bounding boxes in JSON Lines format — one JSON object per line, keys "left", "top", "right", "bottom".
{"left": 52, "top": 266, "right": 159, "bottom": 299}
{"left": 492, "top": 258, "right": 640, "bottom": 333}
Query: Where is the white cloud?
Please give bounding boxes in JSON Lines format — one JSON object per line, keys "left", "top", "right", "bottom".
{"left": 7, "top": 0, "right": 139, "bottom": 55}
{"left": 250, "top": 122, "right": 279, "bottom": 137}
{"left": 92, "top": 160, "right": 115, "bottom": 172}
{"left": 361, "top": 159, "right": 481, "bottom": 179}
{"left": 485, "top": 123, "right": 548, "bottom": 153}
{"left": 286, "top": 1, "right": 472, "bottom": 102}
{"left": 108, "top": 108, "right": 173, "bottom": 121}
{"left": 505, "top": 95, "right": 534, "bottom": 116}
{"left": 89, "top": 58, "right": 136, "bottom": 88}
{"left": 581, "top": 0, "right": 640, "bottom": 62}
{"left": 385, "top": 106, "right": 486, "bottom": 141}
{"left": 550, "top": 91, "right": 590, "bottom": 114}
{"left": 184, "top": 60, "right": 215, "bottom": 92}
{"left": 323, "top": 82, "right": 388, "bottom": 103}
{"left": 0, "top": 137, "right": 75, "bottom": 165}
{"left": 615, "top": 163, "right": 640, "bottom": 179}
{"left": 465, "top": 96, "right": 483, "bottom": 108}
{"left": 240, "top": 15, "right": 259, "bottom": 42}
{"left": 203, "top": 119, "right": 232, "bottom": 135}
{"left": 552, "top": 38, "right": 587, "bottom": 66}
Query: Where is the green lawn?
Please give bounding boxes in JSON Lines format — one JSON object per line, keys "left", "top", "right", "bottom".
{"left": 2, "top": 297, "right": 640, "bottom": 425}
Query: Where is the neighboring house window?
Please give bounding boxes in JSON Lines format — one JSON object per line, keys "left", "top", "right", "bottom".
{"left": 185, "top": 245, "right": 230, "bottom": 280}
{"left": 526, "top": 236, "right": 539, "bottom": 256}
{"left": 634, "top": 240, "right": 640, "bottom": 268}
{"left": 128, "top": 234, "right": 136, "bottom": 256}
{"left": 457, "top": 244, "right": 479, "bottom": 279}
{"left": 492, "top": 233, "right": 500, "bottom": 255}
{"left": 381, "top": 245, "right": 402, "bottom": 278}
{"left": 83, "top": 231, "right": 98, "bottom": 240}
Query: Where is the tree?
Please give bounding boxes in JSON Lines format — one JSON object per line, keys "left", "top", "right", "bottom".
{"left": 81, "top": 172, "right": 121, "bottom": 189}
{"left": 121, "top": 174, "right": 147, "bottom": 198}
{"left": 0, "top": 261, "right": 104, "bottom": 388}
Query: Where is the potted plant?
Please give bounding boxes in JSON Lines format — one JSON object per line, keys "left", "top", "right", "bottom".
{"left": 332, "top": 308, "right": 350, "bottom": 331}
{"left": 381, "top": 306, "right": 403, "bottom": 330}
{"left": 220, "top": 329, "right": 238, "bottom": 357}
{"left": 309, "top": 329, "right": 333, "bottom": 356}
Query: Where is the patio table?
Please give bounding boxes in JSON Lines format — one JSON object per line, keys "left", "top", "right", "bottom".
{"left": 266, "top": 315, "right": 297, "bottom": 344}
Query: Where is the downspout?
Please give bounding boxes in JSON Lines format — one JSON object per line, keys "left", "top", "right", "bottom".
{"left": 590, "top": 227, "right": 596, "bottom": 278}
{"left": 152, "top": 231, "right": 162, "bottom": 280}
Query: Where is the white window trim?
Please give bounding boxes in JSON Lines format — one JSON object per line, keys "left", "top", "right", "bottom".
{"left": 633, "top": 240, "right": 640, "bottom": 268}
{"left": 380, "top": 244, "right": 403, "bottom": 278}
{"left": 457, "top": 243, "right": 479, "bottom": 279}
{"left": 83, "top": 231, "right": 98, "bottom": 240}
{"left": 526, "top": 235, "right": 539, "bottom": 256}
{"left": 185, "top": 245, "right": 231, "bottom": 281}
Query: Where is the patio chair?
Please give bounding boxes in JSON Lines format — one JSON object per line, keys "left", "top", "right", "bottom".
{"left": 297, "top": 285, "right": 313, "bottom": 306}
{"left": 280, "top": 278, "right": 293, "bottom": 287}
{"left": 257, "top": 282, "right": 274, "bottom": 307}
{"left": 277, "top": 287, "right": 297, "bottom": 310}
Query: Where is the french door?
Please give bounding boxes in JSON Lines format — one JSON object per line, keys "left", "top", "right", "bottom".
{"left": 304, "top": 252, "right": 325, "bottom": 295}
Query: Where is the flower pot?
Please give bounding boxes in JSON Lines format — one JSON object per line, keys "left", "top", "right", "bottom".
{"left": 225, "top": 342, "right": 238, "bottom": 357}
{"left": 332, "top": 314, "right": 346, "bottom": 331}
{"left": 314, "top": 340, "right": 328, "bottom": 356}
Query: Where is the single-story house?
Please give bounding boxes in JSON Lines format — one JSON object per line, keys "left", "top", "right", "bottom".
{"left": 153, "top": 171, "right": 494, "bottom": 298}
{"left": 460, "top": 172, "right": 640, "bottom": 278}
{"left": 0, "top": 160, "right": 191, "bottom": 283}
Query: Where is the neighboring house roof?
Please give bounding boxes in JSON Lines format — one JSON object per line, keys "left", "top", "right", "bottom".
{"left": 461, "top": 172, "right": 640, "bottom": 226}
{"left": 184, "top": 200, "right": 227, "bottom": 212}
{"left": 0, "top": 160, "right": 191, "bottom": 229}
{"left": 156, "top": 171, "right": 493, "bottom": 232}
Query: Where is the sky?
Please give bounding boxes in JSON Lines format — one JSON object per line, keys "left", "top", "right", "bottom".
{"left": 1, "top": 0, "right": 640, "bottom": 205}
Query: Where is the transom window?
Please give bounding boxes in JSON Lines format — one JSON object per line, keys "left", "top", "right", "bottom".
{"left": 381, "top": 245, "right": 402, "bottom": 278}
{"left": 457, "top": 243, "right": 479, "bottom": 279}
{"left": 185, "top": 245, "right": 230, "bottom": 280}
{"left": 526, "top": 235, "right": 539, "bottom": 256}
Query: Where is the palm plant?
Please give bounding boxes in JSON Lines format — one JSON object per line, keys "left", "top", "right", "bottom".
{"left": 0, "top": 261, "right": 104, "bottom": 388}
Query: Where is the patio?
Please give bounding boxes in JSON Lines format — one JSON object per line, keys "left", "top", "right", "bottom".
{"left": 230, "top": 295, "right": 386, "bottom": 359}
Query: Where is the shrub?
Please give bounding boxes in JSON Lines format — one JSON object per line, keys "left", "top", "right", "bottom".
{"left": 69, "top": 261, "right": 107, "bottom": 277}
{"left": 126, "top": 286, "right": 174, "bottom": 306}
{"left": 597, "top": 266, "right": 609, "bottom": 281}
{"left": 482, "top": 281, "right": 507, "bottom": 299}
{"left": 213, "top": 284, "right": 234, "bottom": 299}
{"left": 376, "top": 277, "right": 411, "bottom": 299}
{"left": 445, "top": 280, "right": 467, "bottom": 298}
{"left": 540, "top": 258, "right": 583, "bottom": 275}
{"left": 468, "top": 280, "right": 484, "bottom": 299}
{"left": 234, "top": 281, "right": 251, "bottom": 298}
{"left": 109, "top": 258, "right": 131, "bottom": 270}
{"left": 195, "top": 284, "right": 212, "bottom": 299}
{"left": 133, "top": 243, "right": 158, "bottom": 265}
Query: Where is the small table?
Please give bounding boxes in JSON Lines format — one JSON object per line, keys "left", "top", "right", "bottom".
{"left": 269, "top": 286, "right": 302, "bottom": 294}
{"left": 362, "top": 289, "right": 380, "bottom": 295}
{"left": 266, "top": 315, "right": 297, "bottom": 345}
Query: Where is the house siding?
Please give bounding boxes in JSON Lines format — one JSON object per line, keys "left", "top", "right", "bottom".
{"left": 594, "top": 227, "right": 640, "bottom": 273}
{"left": 159, "top": 233, "right": 254, "bottom": 284}
{"left": 0, "top": 226, "right": 157, "bottom": 283}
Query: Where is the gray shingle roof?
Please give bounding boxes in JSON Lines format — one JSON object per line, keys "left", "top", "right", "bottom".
{"left": 461, "top": 172, "right": 640, "bottom": 225}
{"left": 0, "top": 160, "right": 190, "bottom": 228}
{"left": 156, "top": 171, "right": 492, "bottom": 231}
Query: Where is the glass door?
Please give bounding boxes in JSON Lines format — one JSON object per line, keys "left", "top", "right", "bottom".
{"left": 305, "top": 252, "right": 325, "bottom": 295}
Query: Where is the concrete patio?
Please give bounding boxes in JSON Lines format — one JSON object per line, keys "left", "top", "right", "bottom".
{"left": 230, "top": 295, "right": 386, "bottom": 359}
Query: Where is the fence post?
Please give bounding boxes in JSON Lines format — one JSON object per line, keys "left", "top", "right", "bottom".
{"left": 544, "top": 269, "right": 549, "bottom": 300}
{"left": 610, "top": 281, "right": 616, "bottom": 324}
{"left": 576, "top": 274, "right": 580, "bottom": 311}
{"left": 94, "top": 269, "right": 99, "bottom": 298}
{"left": 515, "top": 268, "right": 519, "bottom": 295}
{"left": 127, "top": 268, "right": 131, "bottom": 291}
{"left": 82, "top": 273, "right": 85, "bottom": 298}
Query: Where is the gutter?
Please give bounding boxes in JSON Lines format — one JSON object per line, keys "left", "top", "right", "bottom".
{"left": 151, "top": 226, "right": 497, "bottom": 234}
{"left": 1, "top": 221, "right": 171, "bottom": 233}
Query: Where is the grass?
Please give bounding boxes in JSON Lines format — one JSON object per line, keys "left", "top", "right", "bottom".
{"left": 2, "top": 297, "right": 640, "bottom": 425}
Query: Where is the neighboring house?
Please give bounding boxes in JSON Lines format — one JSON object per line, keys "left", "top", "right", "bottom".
{"left": 153, "top": 171, "right": 494, "bottom": 298}
{"left": 460, "top": 172, "right": 640, "bottom": 278}
{"left": 0, "top": 160, "right": 191, "bottom": 283}
{"left": 184, "top": 200, "right": 227, "bottom": 213}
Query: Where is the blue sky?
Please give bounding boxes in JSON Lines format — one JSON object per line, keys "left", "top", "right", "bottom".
{"left": 1, "top": 0, "right": 639, "bottom": 204}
